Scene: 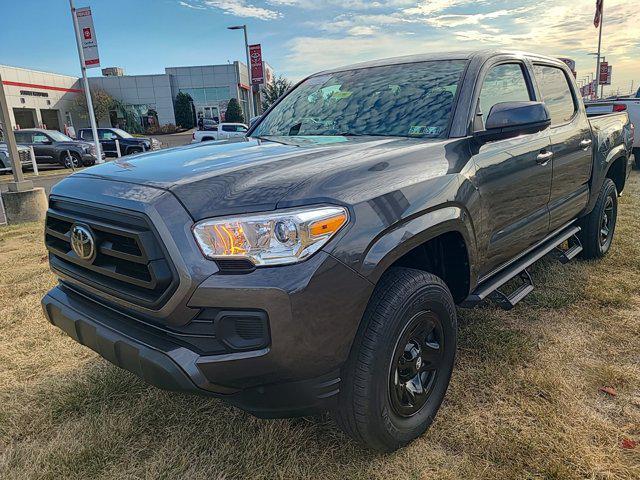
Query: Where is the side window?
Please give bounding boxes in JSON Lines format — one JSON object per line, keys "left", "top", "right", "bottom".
{"left": 32, "top": 133, "right": 50, "bottom": 144}
{"left": 533, "top": 65, "right": 576, "bottom": 126}
{"left": 82, "top": 130, "right": 94, "bottom": 141}
{"left": 14, "top": 132, "right": 32, "bottom": 143}
{"left": 237, "top": 125, "right": 248, "bottom": 133}
{"left": 221, "top": 124, "right": 235, "bottom": 132}
{"left": 478, "top": 63, "right": 532, "bottom": 127}
{"left": 98, "top": 130, "right": 117, "bottom": 140}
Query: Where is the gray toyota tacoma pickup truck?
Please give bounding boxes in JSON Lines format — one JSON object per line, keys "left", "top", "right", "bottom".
{"left": 42, "top": 50, "right": 633, "bottom": 451}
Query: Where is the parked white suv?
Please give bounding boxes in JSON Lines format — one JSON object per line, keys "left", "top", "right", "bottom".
{"left": 191, "top": 123, "right": 248, "bottom": 143}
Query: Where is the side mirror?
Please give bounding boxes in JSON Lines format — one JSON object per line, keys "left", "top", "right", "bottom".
{"left": 476, "top": 101, "right": 550, "bottom": 143}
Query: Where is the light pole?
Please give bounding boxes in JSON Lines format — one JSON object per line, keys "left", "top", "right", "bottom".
{"left": 588, "top": 52, "right": 606, "bottom": 99}
{"left": 227, "top": 25, "right": 254, "bottom": 120}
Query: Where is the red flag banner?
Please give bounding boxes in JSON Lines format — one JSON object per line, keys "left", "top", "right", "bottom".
{"left": 249, "top": 44, "right": 264, "bottom": 85}
{"left": 594, "top": 0, "right": 603, "bottom": 28}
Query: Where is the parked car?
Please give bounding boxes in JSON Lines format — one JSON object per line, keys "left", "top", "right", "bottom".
{"left": 0, "top": 143, "right": 31, "bottom": 174}
{"left": 42, "top": 50, "right": 633, "bottom": 452}
{"left": 191, "top": 122, "right": 248, "bottom": 142}
{"left": 199, "top": 118, "right": 219, "bottom": 131}
{"left": 76, "top": 128, "right": 161, "bottom": 157}
{"left": 13, "top": 128, "right": 102, "bottom": 168}
{"left": 586, "top": 99, "right": 639, "bottom": 167}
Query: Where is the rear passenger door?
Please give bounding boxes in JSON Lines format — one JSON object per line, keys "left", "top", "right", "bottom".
{"left": 471, "top": 61, "right": 553, "bottom": 276}
{"left": 31, "top": 132, "right": 56, "bottom": 163}
{"left": 532, "top": 64, "right": 592, "bottom": 231}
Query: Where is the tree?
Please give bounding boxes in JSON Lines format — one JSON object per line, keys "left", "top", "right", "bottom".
{"left": 72, "top": 88, "right": 115, "bottom": 123}
{"left": 225, "top": 98, "right": 245, "bottom": 123}
{"left": 262, "top": 75, "right": 293, "bottom": 111}
{"left": 174, "top": 92, "right": 195, "bottom": 129}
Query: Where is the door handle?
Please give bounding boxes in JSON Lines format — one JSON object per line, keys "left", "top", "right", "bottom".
{"left": 536, "top": 150, "right": 554, "bottom": 165}
{"left": 580, "top": 139, "right": 593, "bottom": 149}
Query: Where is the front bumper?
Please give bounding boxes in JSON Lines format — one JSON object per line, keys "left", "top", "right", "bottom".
{"left": 81, "top": 152, "right": 105, "bottom": 164}
{"left": 42, "top": 251, "right": 373, "bottom": 417}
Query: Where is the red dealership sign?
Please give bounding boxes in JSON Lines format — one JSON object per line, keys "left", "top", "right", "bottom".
{"left": 249, "top": 44, "right": 264, "bottom": 85}
{"left": 599, "top": 61, "right": 609, "bottom": 85}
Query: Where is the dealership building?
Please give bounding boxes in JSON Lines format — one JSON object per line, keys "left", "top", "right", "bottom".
{"left": 0, "top": 60, "right": 272, "bottom": 134}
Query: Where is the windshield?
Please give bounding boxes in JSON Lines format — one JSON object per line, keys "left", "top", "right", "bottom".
{"left": 252, "top": 60, "right": 467, "bottom": 139}
{"left": 112, "top": 128, "right": 133, "bottom": 138}
{"left": 47, "top": 131, "right": 73, "bottom": 142}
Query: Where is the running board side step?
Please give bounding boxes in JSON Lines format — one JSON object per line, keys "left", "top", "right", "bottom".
{"left": 555, "top": 234, "right": 583, "bottom": 264}
{"left": 461, "top": 225, "right": 582, "bottom": 309}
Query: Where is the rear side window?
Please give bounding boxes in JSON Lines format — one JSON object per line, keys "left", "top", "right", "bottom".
{"left": 478, "top": 63, "right": 532, "bottom": 127}
{"left": 14, "top": 132, "right": 32, "bottom": 143}
{"left": 533, "top": 65, "right": 576, "bottom": 125}
{"left": 221, "top": 125, "right": 236, "bottom": 132}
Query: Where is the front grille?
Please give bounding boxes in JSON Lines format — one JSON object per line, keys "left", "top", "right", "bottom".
{"left": 45, "top": 198, "right": 177, "bottom": 309}
{"left": 18, "top": 150, "right": 30, "bottom": 163}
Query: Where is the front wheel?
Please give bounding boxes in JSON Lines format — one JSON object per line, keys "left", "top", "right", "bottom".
{"left": 578, "top": 178, "right": 618, "bottom": 259}
{"left": 61, "top": 151, "right": 81, "bottom": 169}
{"left": 333, "top": 268, "right": 457, "bottom": 452}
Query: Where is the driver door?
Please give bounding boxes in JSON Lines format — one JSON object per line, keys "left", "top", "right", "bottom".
{"left": 471, "top": 61, "right": 552, "bottom": 277}
{"left": 98, "top": 129, "right": 118, "bottom": 155}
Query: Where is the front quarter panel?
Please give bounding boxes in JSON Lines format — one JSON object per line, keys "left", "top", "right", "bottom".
{"left": 324, "top": 139, "right": 480, "bottom": 290}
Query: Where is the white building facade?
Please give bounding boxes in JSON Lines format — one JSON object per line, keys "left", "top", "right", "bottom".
{"left": 1, "top": 60, "right": 267, "bottom": 135}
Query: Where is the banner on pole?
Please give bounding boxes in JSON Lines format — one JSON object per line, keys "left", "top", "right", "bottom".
{"left": 249, "top": 44, "right": 264, "bottom": 85}
{"left": 75, "top": 7, "right": 100, "bottom": 68}
{"left": 605, "top": 65, "right": 612, "bottom": 86}
{"left": 599, "top": 61, "right": 609, "bottom": 85}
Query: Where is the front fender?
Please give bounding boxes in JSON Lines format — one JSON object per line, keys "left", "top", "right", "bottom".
{"left": 360, "top": 204, "right": 478, "bottom": 286}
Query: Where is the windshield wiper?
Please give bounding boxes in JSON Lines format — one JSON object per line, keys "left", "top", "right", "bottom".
{"left": 252, "top": 135, "right": 291, "bottom": 145}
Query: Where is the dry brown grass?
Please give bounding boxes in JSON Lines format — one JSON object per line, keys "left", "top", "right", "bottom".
{"left": 1, "top": 174, "right": 639, "bottom": 479}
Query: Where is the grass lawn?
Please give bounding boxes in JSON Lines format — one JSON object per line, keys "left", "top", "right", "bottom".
{"left": 1, "top": 174, "right": 639, "bottom": 479}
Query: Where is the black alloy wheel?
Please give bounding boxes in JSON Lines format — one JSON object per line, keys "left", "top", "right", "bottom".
{"left": 389, "top": 310, "right": 444, "bottom": 417}
{"left": 599, "top": 194, "right": 615, "bottom": 250}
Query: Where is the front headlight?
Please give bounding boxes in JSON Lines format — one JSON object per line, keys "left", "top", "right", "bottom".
{"left": 192, "top": 206, "right": 348, "bottom": 266}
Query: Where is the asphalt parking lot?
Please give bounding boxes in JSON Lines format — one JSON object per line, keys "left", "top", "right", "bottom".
{"left": 0, "top": 130, "right": 194, "bottom": 196}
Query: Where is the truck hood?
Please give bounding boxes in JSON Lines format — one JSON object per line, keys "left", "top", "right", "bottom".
{"left": 74, "top": 136, "right": 460, "bottom": 220}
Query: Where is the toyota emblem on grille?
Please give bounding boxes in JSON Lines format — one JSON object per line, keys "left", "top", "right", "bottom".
{"left": 70, "top": 225, "right": 95, "bottom": 262}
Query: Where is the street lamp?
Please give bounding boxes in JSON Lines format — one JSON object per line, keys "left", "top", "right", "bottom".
{"left": 227, "top": 25, "right": 255, "bottom": 119}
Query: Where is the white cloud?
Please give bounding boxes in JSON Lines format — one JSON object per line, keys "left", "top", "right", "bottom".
{"left": 348, "top": 26, "right": 378, "bottom": 36}
{"left": 179, "top": 1, "right": 206, "bottom": 9}
{"left": 280, "top": 0, "right": 639, "bottom": 93}
{"left": 201, "top": 0, "right": 282, "bottom": 19}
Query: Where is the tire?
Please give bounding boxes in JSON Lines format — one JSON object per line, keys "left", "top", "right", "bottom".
{"left": 333, "top": 268, "right": 457, "bottom": 452}
{"left": 61, "top": 151, "right": 81, "bottom": 169}
{"left": 201, "top": 137, "right": 214, "bottom": 142}
{"left": 634, "top": 148, "right": 640, "bottom": 170}
{"left": 578, "top": 178, "right": 618, "bottom": 259}
{"left": 127, "top": 147, "right": 143, "bottom": 155}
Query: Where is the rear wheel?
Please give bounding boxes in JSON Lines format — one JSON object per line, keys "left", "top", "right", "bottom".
{"left": 333, "top": 268, "right": 457, "bottom": 452}
{"left": 578, "top": 178, "right": 618, "bottom": 259}
{"left": 634, "top": 148, "right": 640, "bottom": 170}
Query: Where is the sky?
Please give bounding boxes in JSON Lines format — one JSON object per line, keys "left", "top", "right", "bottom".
{"left": 1, "top": 0, "right": 638, "bottom": 95}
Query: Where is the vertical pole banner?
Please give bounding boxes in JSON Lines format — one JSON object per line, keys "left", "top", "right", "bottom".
{"left": 249, "top": 44, "right": 264, "bottom": 85}
{"left": 75, "top": 7, "right": 100, "bottom": 68}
